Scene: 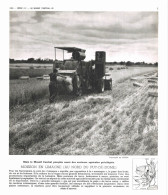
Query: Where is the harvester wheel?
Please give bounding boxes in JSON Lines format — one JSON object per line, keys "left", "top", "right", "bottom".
{"left": 106, "top": 79, "right": 112, "bottom": 90}
{"left": 97, "top": 79, "right": 105, "bottom": 93}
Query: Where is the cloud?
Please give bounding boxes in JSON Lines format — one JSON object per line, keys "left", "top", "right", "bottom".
{"left": 9, "top": 11, "right": 158, "bottom": 62}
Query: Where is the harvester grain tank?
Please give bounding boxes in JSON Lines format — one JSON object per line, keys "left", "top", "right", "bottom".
{"left": 53, "top": 47, "right": 112, "bottom": 95}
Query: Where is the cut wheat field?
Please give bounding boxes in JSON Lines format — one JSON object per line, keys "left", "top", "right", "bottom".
{"left": 9, "top": 67, "right": 158, "bottom": 155}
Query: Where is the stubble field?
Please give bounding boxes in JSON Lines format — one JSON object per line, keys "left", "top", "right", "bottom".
{"left": 9, "top": 67, "right": 158, "bottom": 155}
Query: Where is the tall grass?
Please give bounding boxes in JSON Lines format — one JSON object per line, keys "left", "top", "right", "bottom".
{"left": 10, "top": 79, "right": 49, "bottom": 108}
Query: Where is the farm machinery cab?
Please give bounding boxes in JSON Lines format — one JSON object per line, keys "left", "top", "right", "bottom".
{"left": 53, "top": 47, "right": 112, "bottom": 95}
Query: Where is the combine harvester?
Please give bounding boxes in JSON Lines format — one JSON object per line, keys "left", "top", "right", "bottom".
{"left": 53, "top": 47, "right": 112, "bottom": 95}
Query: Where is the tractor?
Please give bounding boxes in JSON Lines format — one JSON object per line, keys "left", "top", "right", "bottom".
{"left": 53, "top": 47, "right": 112, "bottom": 95}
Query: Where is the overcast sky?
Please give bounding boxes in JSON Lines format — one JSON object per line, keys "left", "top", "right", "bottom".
{"left": 10, "top": 11, "right": 158, "bottom": 62}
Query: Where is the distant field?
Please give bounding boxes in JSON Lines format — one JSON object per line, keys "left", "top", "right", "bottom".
{"left": 10, "top": 63, "right": 52, "bottom": 68}
{"left": 10, "top": 67, "right": 52, "bottom": 79}
{"left": 108, "top": 66, "right": 157, "bottom": 84}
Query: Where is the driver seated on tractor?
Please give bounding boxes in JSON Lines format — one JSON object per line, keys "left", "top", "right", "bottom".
{"left": 49, "top": 68, "right": 67, "bottom": 103}
{"left": 49, "top": 68, "right": 58, "bottom": 103}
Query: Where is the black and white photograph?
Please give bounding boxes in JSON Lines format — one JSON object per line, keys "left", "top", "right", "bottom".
{"left": 9, "top": 11, "right": 158, "bottom": 155}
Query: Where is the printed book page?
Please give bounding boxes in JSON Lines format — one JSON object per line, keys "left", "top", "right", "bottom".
{"left": 0, "top": 0, "right": 167, "bottom": 195}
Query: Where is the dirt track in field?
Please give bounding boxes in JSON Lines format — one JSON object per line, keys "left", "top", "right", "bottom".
{"left": 9, "top": 69, "right": 158, "bottom": 155}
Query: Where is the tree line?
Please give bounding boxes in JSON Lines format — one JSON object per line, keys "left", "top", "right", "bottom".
{"left": 9, "top": 58, "right": 158, "bottom": 66}
{"left": 9, "top": 58, "right": 55, "bottom": 64}
{"left": 106, "top": 61, "right": 158, "bottom": 66}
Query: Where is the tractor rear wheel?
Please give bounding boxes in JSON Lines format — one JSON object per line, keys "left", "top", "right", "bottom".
{"left": 97, "top": 79, "right": 105, "bottom": 93}
{"left": 106, "top": 79, "right": 112, "bottom": 90}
